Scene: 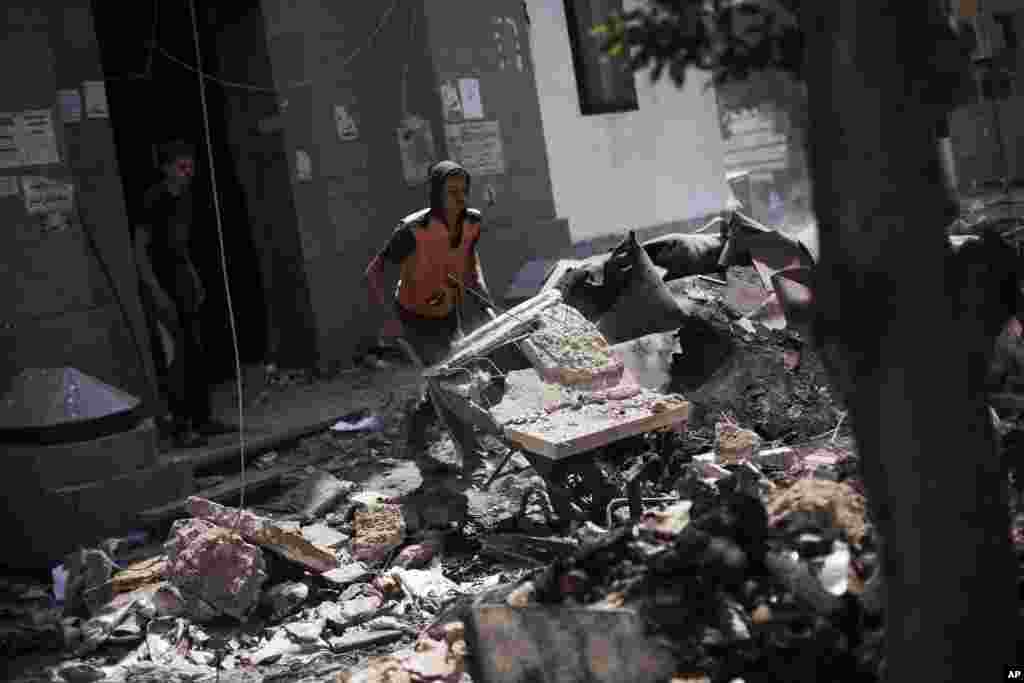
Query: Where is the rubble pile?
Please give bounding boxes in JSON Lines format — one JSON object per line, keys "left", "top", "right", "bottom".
{"left": 478, "top": 451, "right": 884, "bottom": 682}
{"left": 9, "top": 216, "right": 1024, "bottom": 682}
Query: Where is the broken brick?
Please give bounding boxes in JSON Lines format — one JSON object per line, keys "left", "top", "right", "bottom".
{"left": 352, "top": 505, "right": 406, "bottom": 563}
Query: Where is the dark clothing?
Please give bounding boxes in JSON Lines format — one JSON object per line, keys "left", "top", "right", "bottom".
{"left": 395, "top": 301, "right": 460, "bottom": 366}
{"left": 139, "top": 183, "right": 201, "bottom": 314}
{"left": 381, "top": 220, "right": 418, "bottom": 265}
{"left": 136, "top": 181, "right": 211, "bottom": 427}
{"left": 140, "top": 287, "right": 211, "bottom": 426}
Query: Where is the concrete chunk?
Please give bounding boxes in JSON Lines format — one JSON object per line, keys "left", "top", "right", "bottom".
{"left": 185, "top": 496, "right": 340, "bottom": 573}
{"left": 164, "top": 519, "right": 268, "bottom": 621}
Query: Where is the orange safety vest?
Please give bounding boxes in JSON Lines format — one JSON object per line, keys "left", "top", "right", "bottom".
{"left": 396, "top": 209, "right": 481, "bottom": 319}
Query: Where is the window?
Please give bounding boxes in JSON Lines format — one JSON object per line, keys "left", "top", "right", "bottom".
{"left": 563, "top": 0, "right": 639, "bottom": 116}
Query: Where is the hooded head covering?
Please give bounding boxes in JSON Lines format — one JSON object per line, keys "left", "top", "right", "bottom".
{"left": 428, "top": 160, "right": 471, "bottom": 216}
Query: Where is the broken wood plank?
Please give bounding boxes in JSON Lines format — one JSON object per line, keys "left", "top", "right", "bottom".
{"left": 137, "top": 463, "right": 291, "bottom": 525}
{"left": 490, "top": 367, "right": 689, "bottom": 460}
{"left": 503, "top": 398, "right": 690, "bottom": 461}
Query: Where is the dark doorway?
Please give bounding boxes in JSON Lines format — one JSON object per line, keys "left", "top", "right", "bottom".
{"left": 91, "top": 0, "right": 269, "bottom": 384}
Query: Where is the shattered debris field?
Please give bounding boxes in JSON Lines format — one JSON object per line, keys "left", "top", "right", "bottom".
{"left": 6, "top": 218, "right": 1024, "bottom": 683}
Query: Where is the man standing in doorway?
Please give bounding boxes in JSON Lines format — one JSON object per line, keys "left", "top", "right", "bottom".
{"left": 133, "top": 139, "right": 233, "bottom": 448}
{"left": 364, "top": 160, "right": 496, "bottom": 482}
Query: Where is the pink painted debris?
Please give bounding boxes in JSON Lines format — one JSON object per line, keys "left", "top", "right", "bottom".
{"left": 164, "top": 518, "right": 268, "bottom": 621}
{"left": 393, "top": 543, "right": 436, "bottom": 570}
{"left": 185, "top": 496, "right": 340, "bottom": 573}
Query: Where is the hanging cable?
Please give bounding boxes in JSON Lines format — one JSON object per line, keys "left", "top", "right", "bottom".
{"left": 156, "top": 44, "right": 284, "bottom": 92}
{"left": 159, "top": 0, "right": 402, "bottom": 94}
{"left": 187, "top": 0, "right": 248, "bottom": 522}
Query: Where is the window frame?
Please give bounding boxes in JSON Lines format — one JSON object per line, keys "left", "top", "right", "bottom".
{"left": 563, "top": 0, "right": 640, "bottom": 116}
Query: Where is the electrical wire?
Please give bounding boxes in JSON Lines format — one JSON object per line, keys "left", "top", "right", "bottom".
{"left": 187, "top": 0, "right": 247, "bottom": 523}
{"left": 158, "top": 0, "right": 402, "bottom": 94}
{"left": 156, "top": 44, "right": 283, "bottom": 92}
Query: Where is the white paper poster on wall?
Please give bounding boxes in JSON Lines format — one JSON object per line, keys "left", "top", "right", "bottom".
{"left": 440, "top": 81, "right": 463, "bottom": 122}
{"left": 0, "top": 113, "right": 18, "bottom": 168}
{"left": 444, "top": 120, "right": 506, "bottom": 177}
{"left": 58, "top": 89, "right": 82, "bottom": 123}
{"left": 22, "top": 175, "right": 74, "bottom": 215}
{"left": 457, "top": 78, "right": 484, "bottom": 120}
{"left": 83, "top": 80, "right": 109, "bottom": 118}
{"left": 18, "top": 110, "right": 60, "bottom": 166}
{"left": 0, "top": 176, "right": 18, "bottom": 198}
{"left": 0, "top": 111, "right": 60, "bottom": 168}
{"left": 397, "top": 115, "right": 436, "bottom": 186}
{"left": 334, "top": 104, "right": 359, "bottom": 141}
{"left": 295, "top": 149, "right": 313, "bottom": 182}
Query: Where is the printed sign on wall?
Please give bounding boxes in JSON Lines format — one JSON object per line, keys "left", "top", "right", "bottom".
{"left": 444, "top": 120, "right": 506, "bottom": 177}
{"left": 83, "top": 81, "right": 109, "bottom": 118}
{"left": 0, "top": 110, "right": 60, "bottom": 168}
{"left": 457, "top": 79, "right": 484, "bottom": 120}
{"left": 22, "top": 175, "right": 74, "bottom": 215}
{"left": 440, "top": 81, "right": 463, "bottom": 122}
{"left": 334, "top": 104, "right": 359, "bottom": 142}
{"left": 397, "top": 116, "right": 436, "bottom": 186}
{"left": 58, "top": 89, "right": 82, "bottom": 123}
{"left": 295, "top": 149, "right": 313, "bottom": 182}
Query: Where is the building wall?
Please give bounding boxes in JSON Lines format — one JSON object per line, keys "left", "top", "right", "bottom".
{"left": 525, "top": 0, "right": 730, "bottom": 243}
{"left": 254, "top": 0, "right": 571, "bottom": 362}
{"left": 422, "top": 0, "right": 571, "bottom": 308}
{"left": 258, "top": 0, "right": 454, "bottom": 364}
{"left": 0, "top": 3, "right": 155, "bottom": 402}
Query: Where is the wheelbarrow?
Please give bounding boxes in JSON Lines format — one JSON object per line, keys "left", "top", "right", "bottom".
{"left": 393, "top": 334, "right": 615, "bottom": 524}
{"left": 394, "top": 289, "right": 690, "bottom": 526}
